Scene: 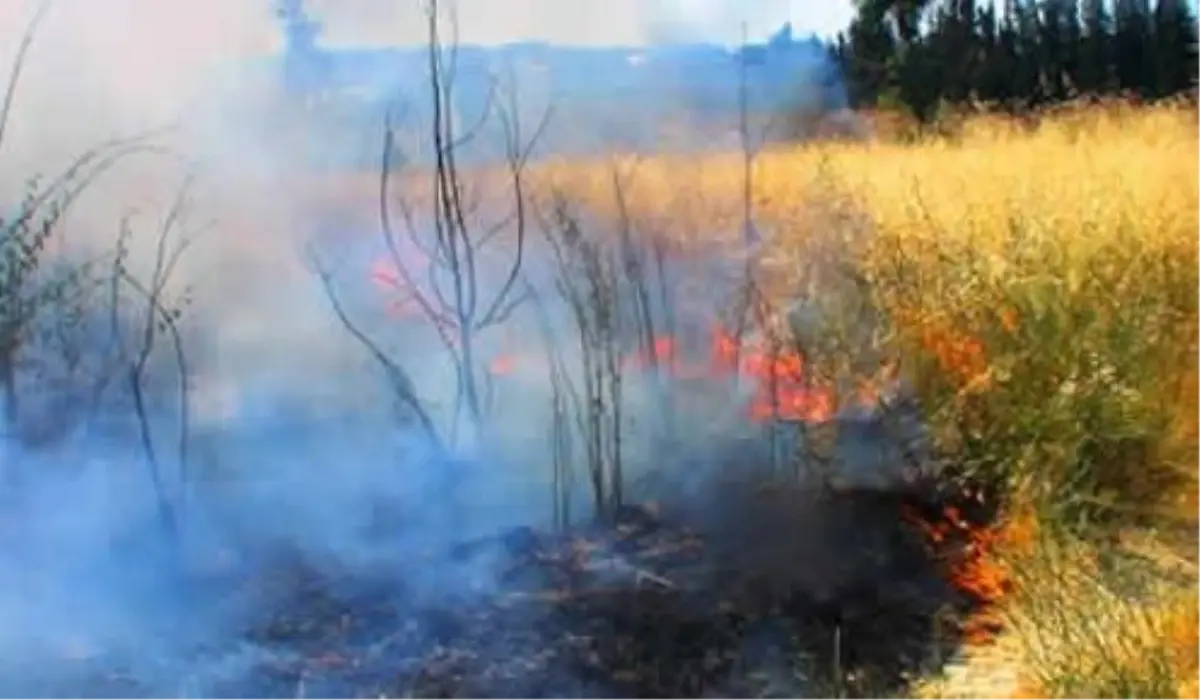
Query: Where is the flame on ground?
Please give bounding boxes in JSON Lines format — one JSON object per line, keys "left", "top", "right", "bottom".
{"left": 370, "top": 252, "right": 1049, "bottom": 651}
{"left": 487, "top": 325, "right": 837, "bottom": 423}
{"left": 903, "top": 501, "right": 1038, "bottom": 646}
{"left": 370, "top": 256, "right": 840, "bottom": 424}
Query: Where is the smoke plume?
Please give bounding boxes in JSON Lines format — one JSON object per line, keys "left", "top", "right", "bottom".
{"left": 0, "top": 0, "right": 865, "bottom": 695}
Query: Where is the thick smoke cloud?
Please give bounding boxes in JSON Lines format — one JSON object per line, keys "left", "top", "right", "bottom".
{"left": 0, "top": 0, "right": 859, "bottom": 695}
{"left": 0, "top": 0, "right": 849, "bottom": 182}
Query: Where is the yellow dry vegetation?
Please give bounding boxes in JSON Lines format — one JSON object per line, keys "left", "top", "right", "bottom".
{"left": 533, "top": 98, "right": 1199, "bottom": 698}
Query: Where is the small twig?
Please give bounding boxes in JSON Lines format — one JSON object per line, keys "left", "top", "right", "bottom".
{"left": 0, "top": 0, "right": 53, "bottom": 154}
{"left": 308, "top": 250, "right": 442, "bottom": 448}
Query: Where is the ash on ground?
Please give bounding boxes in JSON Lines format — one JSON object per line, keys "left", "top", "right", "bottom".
{"left": 29, "top": 474, "right": 994, "bottom": 699}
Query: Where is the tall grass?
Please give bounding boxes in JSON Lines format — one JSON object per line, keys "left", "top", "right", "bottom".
{"left": 541, "top": 99, "right": 1198, "bottom": 529}
{"left": 535, "top": 98, "right": 1199, "bottom": 697}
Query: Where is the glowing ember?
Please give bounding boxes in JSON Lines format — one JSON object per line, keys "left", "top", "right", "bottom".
{"left": 370, "top": 258, "right": 422, "bottom": 318}
{"left": 489, "top": 353, "right": 519, "bottom": 376}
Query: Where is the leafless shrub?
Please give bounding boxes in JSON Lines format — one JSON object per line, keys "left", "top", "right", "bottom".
{"left": 107, "top": 181, "right": 199, "bottom": 538}
{"left": 516, "top": 277, "right": 578, "bottom": 531}
{"left": 608, "top": 161, "right": 683, "bottom": 459}
{"left": 538, "top": 193, "right": 626, "bottom": 519}
{"left": 312, "top": 0, "right": 548, "bottom": 450}
{"left": 536, "top": 161, "right": 703, "bottom": 522}
{"left": 0, "top": 1, "right": 164, "bottom": 487}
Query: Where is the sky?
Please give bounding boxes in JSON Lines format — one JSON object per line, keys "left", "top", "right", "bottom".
{"left": 305, "top": 0, "right": 859, "bottom": 47}
{"left": 0, "top": 0, "right": 856, "bottom": 172}
{"left": 0, "top": 1, "right": 858, "bottom": 66}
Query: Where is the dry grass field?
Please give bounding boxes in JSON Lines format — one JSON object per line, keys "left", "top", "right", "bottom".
{"left": 18, "top": 94, "right": 1192, "bottom": 698}
{"left": 529, "top": 99, "right": 1199, "bottom": 697}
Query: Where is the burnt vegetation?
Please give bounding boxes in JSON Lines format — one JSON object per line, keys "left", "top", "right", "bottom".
{"left": 5, "top": 0, "right": 1193, "bottom": 698}
{"left": 268, "top": 2, "right": 1000, "bottom": 696}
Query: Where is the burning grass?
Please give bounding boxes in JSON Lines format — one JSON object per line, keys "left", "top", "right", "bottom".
{"left": 2, "top": 68, "right": 1195, "bottom": 694}
{"left": 231, "top": 491, "right": 988, "bottom": 698}
{"left": 245, "top": 98, "right": 1198, "bottom": 698}
{"left": 24, "top": 488, "right": 1000, "bottom": 698}
{"left": 527, "top": 98, "right": 1199, "bottom": 697}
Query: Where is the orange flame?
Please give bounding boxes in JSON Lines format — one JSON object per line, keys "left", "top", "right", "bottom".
{"left": 622, "top": 336, "right": 679, "bottom": 373}
{"left": 373, "top": 255, "right": 1039, "bottom": 646}
{"left": 371, "top": 254, "right": 839, "bottom": 424}
{"left": 903, "top": 501, "right": 1038, "bottom": 645}
{"left": 489, "top": 353, "right": 519, "bottom": 376}
{"left": 922, "top": 326, "right": 990, "bottom": 387}
{"left": 742, "top": 356, "right": 835, "bottom": 423}
{"left": 437, "top": 303, "right": 839, "bottom": 423}
{"left": 371, "top": 258, "right": 425, "bottom": 318}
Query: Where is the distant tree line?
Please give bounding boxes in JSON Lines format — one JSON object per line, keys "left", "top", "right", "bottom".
{"left": 830, "top": 0, "right": 1199, "bottom": 120}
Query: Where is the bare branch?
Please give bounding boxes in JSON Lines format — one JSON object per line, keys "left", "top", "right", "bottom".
{"left": 317, "top": 0, "right": 548, "bottom": 441}
{"left": 107, "top": 182, "right": 202, "bottom": 539}
{"left": 309, "top": 249, "right": 443, "bottom": 448}
{"left": 115, "top": 267, "right": 190, "bottom": 520}
{"left": 378, "top": 120, "right": 458, "bottom": 350}
{"left": 0, "top": 0, "right": 53, "bottom": 154}
{"left": 474, "top": 85, "right": 550, "bottom": 330}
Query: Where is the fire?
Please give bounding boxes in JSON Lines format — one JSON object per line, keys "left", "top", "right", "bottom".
{"left": 903, "top": 501, "right": 1038, "bottom": 646}
{"left": 488, "top": 353, "right": 519, "bottom": 376}
{"left": 370, "top": 252, "right": 1042, "bottom": 649}
{"left": 371, "top": 256, "right": 839, "bottom": 422}
{"left": 370, "top": 257, "right": 423, "bottom": 318}
{"left": 622, "top": 336, "right": 679, "bottom": 373}
{"left": 711, "top": 325, "right": 841, "bottom": 422}
{"left": 891, "top": 307, "right": 995, "bottom": 391}
{"left": 478, "top": 324, "right": 837, "bottom": 423}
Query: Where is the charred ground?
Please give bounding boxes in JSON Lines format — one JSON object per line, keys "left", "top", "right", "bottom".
{"left": 255, "top": 486, "right": 995, "bottom": 698}
{"left": 23, "top": 462, "right": 1001, "bottom": 699}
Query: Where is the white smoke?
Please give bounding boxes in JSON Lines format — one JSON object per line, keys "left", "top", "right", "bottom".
{"left": 0, "top": 0, "right": 870, "bottom": 695}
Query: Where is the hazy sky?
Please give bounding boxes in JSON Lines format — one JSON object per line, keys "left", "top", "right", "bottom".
{"left": 0, "top": 0, "right": 855, "bottom": 164}
{"left": 306, "top": 0, "right": 858, "bottom": 47}
{"left": 0, "top": 1, "right": 858, "bottom": 65}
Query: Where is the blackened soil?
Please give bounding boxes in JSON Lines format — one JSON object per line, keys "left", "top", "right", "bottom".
{"left": 187, "top": 485, "right": 997, "bottom": 699}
